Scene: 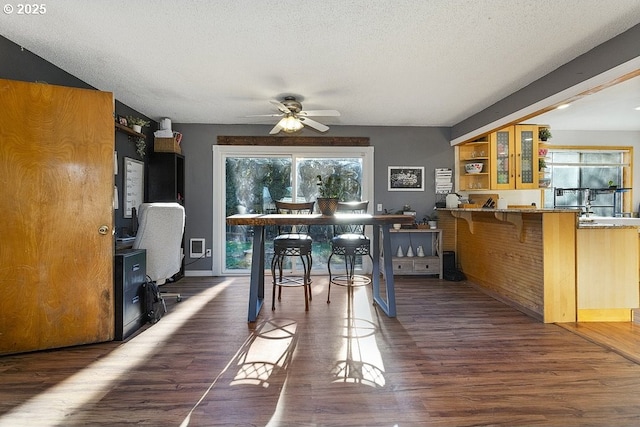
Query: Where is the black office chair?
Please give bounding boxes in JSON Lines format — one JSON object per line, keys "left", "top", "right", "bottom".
{"left": 327, "top": 201, "right": 372, "bottom": 303}
{"left": 271, "top": 201, "right": 315, "bottom": 311}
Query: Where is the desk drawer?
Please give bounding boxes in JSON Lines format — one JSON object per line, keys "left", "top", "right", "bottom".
{"left": 413, "top": 257, "right": 440, "bottom": 273}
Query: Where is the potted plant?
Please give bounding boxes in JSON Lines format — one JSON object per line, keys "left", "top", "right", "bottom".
{"left": 538, "top": 128, "right": 552, "bottom": 141}
{"left": 126, "top": 116, "right": 151, "bottom": 133}
{"left": 316, "top": 174, "right": 344, "bottom": 215}
{"left": 427, "top": 210, "right": 438, "bottom": 229}
{"left": 134, "top": 136, "right": 146, "bottom": 158}
{"left": 538, "top": 158, "right": 547, "bottom": 171}
{"left": 401, "top": 204, "right": 416, "bottom": 216}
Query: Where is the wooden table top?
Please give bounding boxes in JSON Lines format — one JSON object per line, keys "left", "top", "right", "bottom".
{"left": 226, "top": 213, "right": 415, "bottom": 226}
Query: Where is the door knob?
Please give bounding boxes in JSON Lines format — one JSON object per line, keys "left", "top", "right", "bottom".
{"left": 98, "top": 225, "right": 109, "bottom": 235}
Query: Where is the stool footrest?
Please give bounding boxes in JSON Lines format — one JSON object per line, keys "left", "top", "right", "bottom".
{"left": 330, "top": 274, "right": 371, "bottom": 287}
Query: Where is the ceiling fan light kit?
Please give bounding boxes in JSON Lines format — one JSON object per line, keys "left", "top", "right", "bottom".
{"left": 253, "top": 96, "right": 340, "bottom": 135}
{"left": 281, "top": 115, "right": 304, "bottom": 133}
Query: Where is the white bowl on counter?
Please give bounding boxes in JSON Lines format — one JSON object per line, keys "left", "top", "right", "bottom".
{"left": 465, "top": 162, "right": 483, "bottom": 174}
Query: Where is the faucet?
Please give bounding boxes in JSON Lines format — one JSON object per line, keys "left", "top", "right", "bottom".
{"left": 583, "top": 188, "right": 593, "bottom": 217}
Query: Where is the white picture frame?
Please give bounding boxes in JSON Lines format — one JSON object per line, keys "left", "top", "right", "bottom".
{"left": 388, "top": 166, "right": 425, "bottom": 191}
{"left": 123, "top": 157, "right": 144, "bottom": 218}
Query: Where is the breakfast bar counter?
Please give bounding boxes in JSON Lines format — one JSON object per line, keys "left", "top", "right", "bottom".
{"left": 440, "top": 208, "right": 578, "bottom": 323}
{"left": 440, "top": 207, "right": 640, "bottom": 322}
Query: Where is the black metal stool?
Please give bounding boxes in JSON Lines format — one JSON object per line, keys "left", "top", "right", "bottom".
{"left": 271, "top": 201, "right": 315, "bottom": 311}
{"left": 327, "top": 201, "right": 372, "bottom": 303}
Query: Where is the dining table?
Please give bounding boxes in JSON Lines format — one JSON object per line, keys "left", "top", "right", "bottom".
{"left": 226, "top": 212, "right": 415, "bottom": 321}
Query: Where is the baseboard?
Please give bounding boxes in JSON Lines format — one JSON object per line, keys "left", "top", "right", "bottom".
{"left": 184, "top": 270, "right": 215, "bottom": 277}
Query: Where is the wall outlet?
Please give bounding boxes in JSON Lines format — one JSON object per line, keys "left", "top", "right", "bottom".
{"left": 206, "top": 249, "right": 212, "bottom": 257}
{"left": 377, "top": 203, "right": 383, "bottom": 212}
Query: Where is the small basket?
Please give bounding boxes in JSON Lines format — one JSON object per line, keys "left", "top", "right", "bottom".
{"left": 154, "top": 137, "right": 181, "bottom": 154}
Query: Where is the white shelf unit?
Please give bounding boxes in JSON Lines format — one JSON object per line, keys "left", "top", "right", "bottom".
{"left": 381, "top": 228, "right": 443, "bottom": 278}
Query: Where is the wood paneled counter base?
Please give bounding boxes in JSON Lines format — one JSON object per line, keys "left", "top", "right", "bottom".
{"left": 440, "top": 208, "right": 578, "bottom": 323}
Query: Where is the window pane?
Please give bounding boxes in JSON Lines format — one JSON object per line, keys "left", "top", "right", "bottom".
{"left": 296, "top": 157, "right": 364, "bottom": 272}
{"left": 543, "top": 149, "right": 627, "bottom": 215}
{"left": 224, "top": 155, "right": 367, "bottom": 273}
{"left": 225, "top": 157, "right": 292, "bottom": 270}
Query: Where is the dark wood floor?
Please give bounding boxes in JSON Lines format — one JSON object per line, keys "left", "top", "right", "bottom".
{"left": 2, "top": 275, "right": 640, "bottom": 426}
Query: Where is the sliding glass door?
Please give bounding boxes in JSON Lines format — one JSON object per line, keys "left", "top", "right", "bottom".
{"left": 213, "top": 145, "right": 374, "bottom": 275}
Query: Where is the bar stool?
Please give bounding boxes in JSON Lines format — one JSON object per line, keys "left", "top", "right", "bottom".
{"left": 271, "top": 201, "right": 315, "bottom": 311}
{"left": 327, "top": 201, "right": 372, "bottom": 303}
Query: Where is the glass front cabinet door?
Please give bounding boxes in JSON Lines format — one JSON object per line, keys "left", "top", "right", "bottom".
{"left": 490, "top": 125, "right": 538, "bottom": 190}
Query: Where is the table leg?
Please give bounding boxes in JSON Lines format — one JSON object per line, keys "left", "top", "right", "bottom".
{"left": 372, "top": 224, "right": 396, "bottom": 317}
{"left": 248, "top": 225, "right": 265, "bottom": 322}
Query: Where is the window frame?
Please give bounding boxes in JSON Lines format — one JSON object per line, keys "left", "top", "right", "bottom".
{"left": 542, "top": 145, "right": 633, "bottom": 214}
{"left": 213, "top": 145, "right": 375, "bottom": 275}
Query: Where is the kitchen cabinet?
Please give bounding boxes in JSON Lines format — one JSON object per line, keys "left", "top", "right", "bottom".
{"left": 576, "top": 227, "right": 639, "bottom": 321}
{"left": 489, "top": 125, "right": 539, "bottom": 190}
{"left": 381, "top": 229, "right": 443, "bottom": 277}
{"left": 457, "top": 138, "right": 490, "bottom": 191}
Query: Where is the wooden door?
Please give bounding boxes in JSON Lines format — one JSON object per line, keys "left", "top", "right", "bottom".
{"left": 0, "top": 79, "right": 115, "bottom": 355}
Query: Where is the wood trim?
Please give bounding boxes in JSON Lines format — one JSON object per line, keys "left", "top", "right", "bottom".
{"left": 217, "top": 136, "right": 369, "bottom": 146}
{"left": 578, "top": 309, "right": 633, "bottom": 322}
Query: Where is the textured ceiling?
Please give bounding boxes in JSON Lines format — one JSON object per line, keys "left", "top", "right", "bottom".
{"left": 1, "top": 0, "right": 639, "bottom": 131}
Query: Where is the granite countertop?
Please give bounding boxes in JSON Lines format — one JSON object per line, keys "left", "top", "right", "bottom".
{"left": 437, "top": 207, "right": 577, "bottom": 213}
{"left": 577, "top": 224, "right": 640, "bottom": 229}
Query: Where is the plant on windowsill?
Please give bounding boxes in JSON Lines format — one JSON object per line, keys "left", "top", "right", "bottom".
{"left": 316, "top": 174, "right": 344, "bottom": 215}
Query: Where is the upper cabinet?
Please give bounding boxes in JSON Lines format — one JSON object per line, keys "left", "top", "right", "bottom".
{"left": 456, "top": 125, "right": 543, "bottom": 192}
{"left": 489, "top": 124, "right": 539, "bottom": 190}
{"left": 456, "top": 137, "right": 490, "bottom": 191}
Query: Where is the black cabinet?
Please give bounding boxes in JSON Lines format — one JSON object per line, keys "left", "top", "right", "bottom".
{"left": 146, "top": 152, "right": 186, "bottom": 280}
{"left": 114, "top": 249, "right": 147, "bottom": 341}
{"left": 147, "top": 153, "right": 185, "bottom": 203}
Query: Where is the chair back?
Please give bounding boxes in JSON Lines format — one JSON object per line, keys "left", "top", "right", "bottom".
{"left": 274, "top": 201, "right": 315, "bottom": 235}
{"left": 133, "top": 202, "right": 185, "bottom": 285}
{"left": 334, "top": 201, "right": 369, "bottom": 235}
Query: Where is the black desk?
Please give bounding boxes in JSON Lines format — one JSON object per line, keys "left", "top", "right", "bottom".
{"left": 226, "top": 213, "right": 415, "bottom": 322}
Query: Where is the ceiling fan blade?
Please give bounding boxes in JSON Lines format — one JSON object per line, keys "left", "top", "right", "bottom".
{"left": 246, "top": 113, "right": 284, "bottom": 117}
{"left": 299, "top": 117, "right": 329, "bottom": 132}
{"left": 269, "top": 118, "right": 286, "bottom": 135}
{"left": 270, "top": 100, "right": 292, "bottom": 114}
{"left": 298, "top": 109, "right": 341, "bottom": 117}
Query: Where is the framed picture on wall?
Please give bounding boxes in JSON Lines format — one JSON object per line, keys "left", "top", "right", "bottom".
{"left": 388, "top": 166, "right": 425, "bottom": 191}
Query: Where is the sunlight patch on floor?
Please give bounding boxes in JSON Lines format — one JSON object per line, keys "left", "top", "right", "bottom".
{"left": 0, "top": 280, "right": 232, "bottom": 427}
{"left": 266, "top": 286, "right": 386, "bottom": 427}
{"left": 332, "top": 287, "right": 385, "bottom": 387}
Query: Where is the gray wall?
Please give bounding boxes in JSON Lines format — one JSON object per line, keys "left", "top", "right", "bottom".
{"left": 172, "top": 123, "right": 452, "bottom": 273}
{"left": 0, "top": 35, "right": 155, "bottom": 236}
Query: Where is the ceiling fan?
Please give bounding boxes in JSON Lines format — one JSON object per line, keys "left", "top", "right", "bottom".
{"left": 250, "top": 96, "right": 340, "bottom": 135}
